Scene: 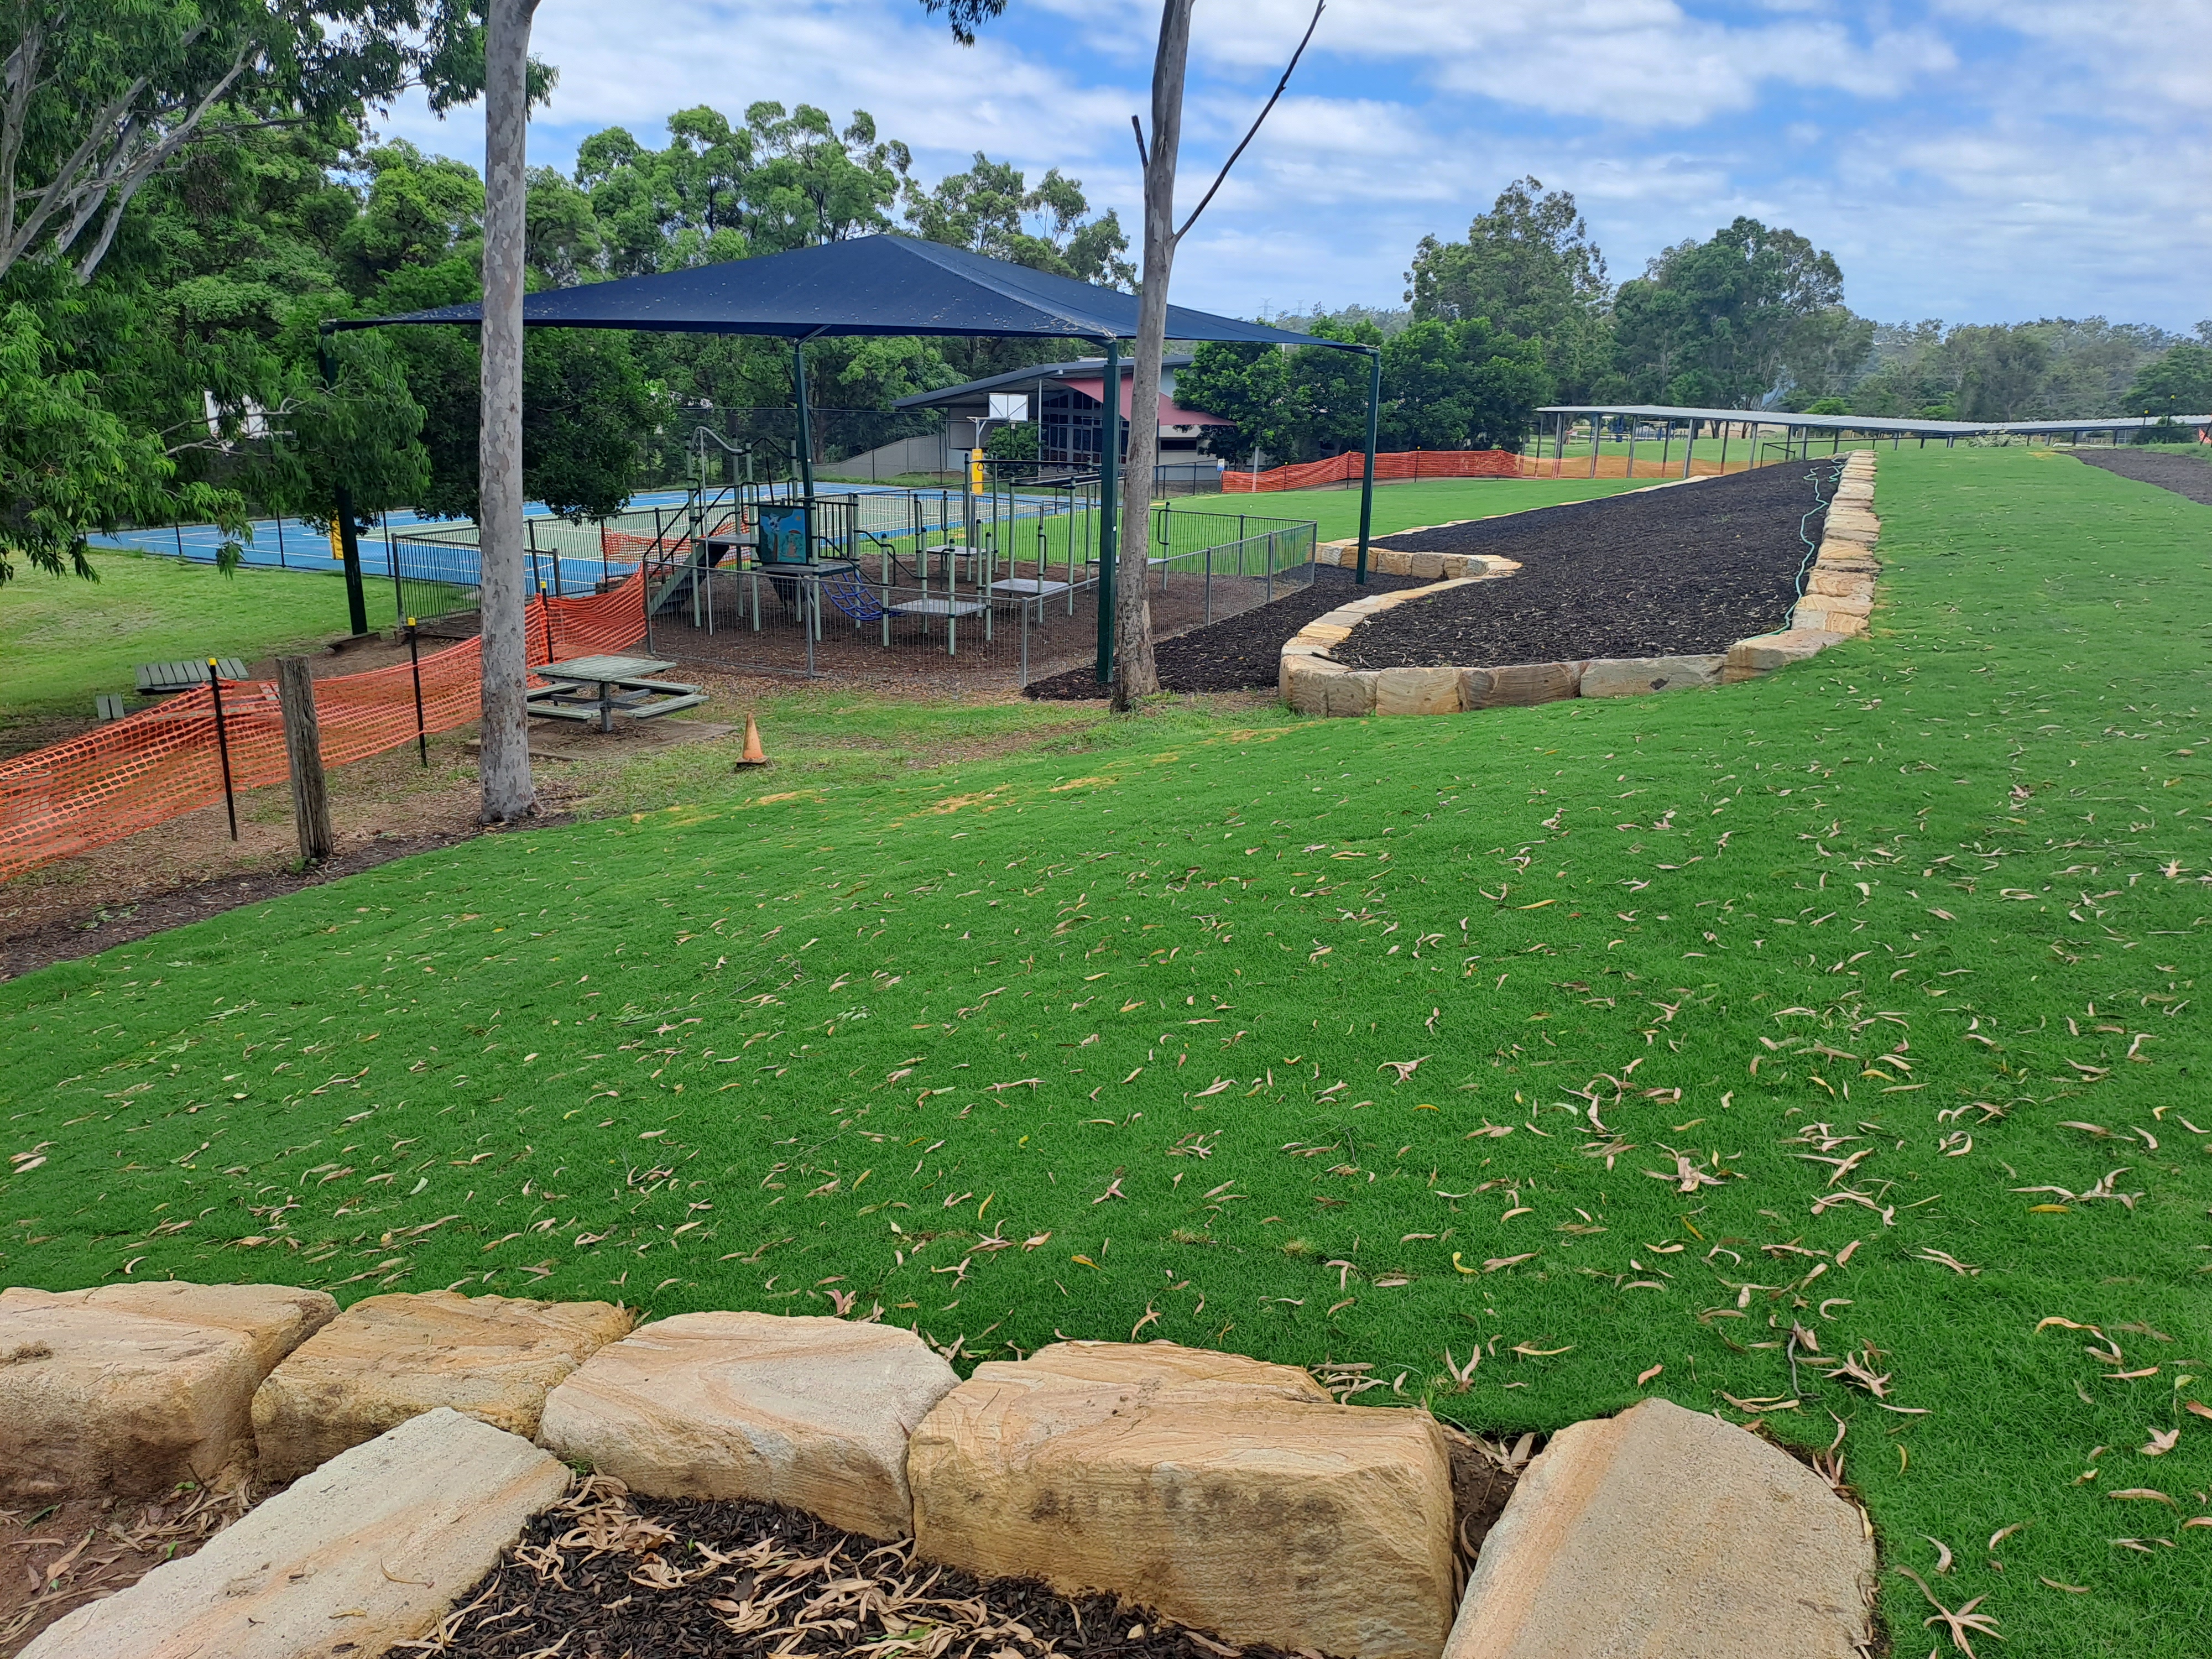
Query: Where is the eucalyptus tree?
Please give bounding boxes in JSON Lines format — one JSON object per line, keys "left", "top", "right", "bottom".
{"left": 924, "top": 0, "right": 1323, "bottom": 710}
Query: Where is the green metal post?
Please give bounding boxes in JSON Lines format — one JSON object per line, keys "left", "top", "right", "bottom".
{"left": 1354, "top": 347, "right": 1380, "bottom": 585}
{"left": 1096, "top": 337, "right": 1120, "bottom": 682}
{"left": 792, "top": 337, "right": 817, "bottom": 560}
{"left": 319, "top": 327, "right": 371, "bottom": 637}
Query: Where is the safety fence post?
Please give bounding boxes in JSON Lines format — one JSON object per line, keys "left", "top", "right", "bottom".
{"left": 406, "top": 619, "right": 429, "bottom": 766}
{"left": 207, "top": 660, "right": 238, "bottom": 842}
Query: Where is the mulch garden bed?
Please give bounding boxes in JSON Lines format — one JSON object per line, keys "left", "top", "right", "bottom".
{"left": 430, "top": 1478, "right": 1300, "bottom": 1659}
{"left": 1024, "top": 566, "right": 1431, "bottom": 700}
{"left": 1333, "top": 460, "right": 1843, "bottom": 670}
{"left": 2073, "top": 447, "right": 2212, "bottom": 505}
{"left": 431, "top": 1426, "right": 1521, "bottom": 1659}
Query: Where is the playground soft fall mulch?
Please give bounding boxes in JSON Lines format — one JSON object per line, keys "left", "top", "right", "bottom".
{"left": 1333, "top": 460, "right": 1840, "bottom": 670}
{"left": 1024, "top": 565, "right": 1431, "bottom": 700}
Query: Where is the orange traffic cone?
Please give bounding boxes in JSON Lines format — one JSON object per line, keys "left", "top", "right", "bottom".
{"left": 735, "top": 712, "right": 769, "bottom": 768}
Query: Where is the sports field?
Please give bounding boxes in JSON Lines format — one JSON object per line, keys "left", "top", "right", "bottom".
{"left": 3, "top": 447, "right": 2208, "bottom": 1655}
{"left": 0, "top": 553, "right": 351, "bottom": 721}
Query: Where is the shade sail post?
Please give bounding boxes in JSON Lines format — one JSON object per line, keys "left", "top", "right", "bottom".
{"left": 1096, "top": 336, "right": 1120, "bottom": 684}
{"left": 1354, "top": 346, "right": 1380, "bottom": 586}
{"left": 792, "top": 337, "right": 817, "bottom": 555}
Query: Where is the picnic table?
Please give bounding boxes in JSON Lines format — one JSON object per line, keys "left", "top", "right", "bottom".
{"left": 136, "top": 658, "right": 248, "bottom": 695}
{"left": 526, "top": 653, "right": 706, "bottom": 732}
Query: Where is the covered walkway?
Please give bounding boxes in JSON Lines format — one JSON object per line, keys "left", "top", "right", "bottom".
{"left": 1533, "top": 402, "right": 2211, "bottom": 478}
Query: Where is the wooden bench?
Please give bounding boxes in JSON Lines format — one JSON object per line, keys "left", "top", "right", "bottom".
{"left": 135, "top": 658, "right": 249, "bottom": 694}
{"left": 95, "top": 693, "right": 133, "bottom": 722}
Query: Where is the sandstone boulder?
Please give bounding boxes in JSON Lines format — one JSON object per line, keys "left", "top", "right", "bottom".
{"left": 1375, "top": 666, "right": 1462, "bottom": 716}
{"left": 1283, "top": 654, "right": 1344, "bottom": 714}
{"left": 537, "top": 1311, "right": 957, "bottom": 1541}
{"left": 1406, "top": 551, "right": 1445, "bottom": 579}
{"left": 909, "top": 1340, "right": 1455, "bottom": 1659}
{"left": 1371, "top": 547, "right": 1412, "bottom": 576}
{"left": 252, "top": 1290, "right": 632, "bottom": 1483}
{"left": 1722, "top": 628, "right": 1843, "bottom": 683}
{"left": 1462, "top": 661, "right": 1583, "bottom": 709}
{"left": 20, "top": 1408, "right": 568, "bottom": 1659}
{"left": 0, "top": 1281, "right": 335, "bottom": 1500}
{"left": 1442, "top": 1397, "right": 1873, "bottom": 1659}
{"left": 1806, "top": 567, "right": 1874, "bottom": 601}
{"left": 1578, "top": 655, "right": 1723, "bottom": 698}
{"left": 1322, "top": 669, "right": 1380, "bottom": 717}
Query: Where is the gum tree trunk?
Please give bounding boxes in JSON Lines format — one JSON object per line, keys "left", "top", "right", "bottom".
{"left": 476, "top": 0, "right": 542, "bottom": 823}
{"left": 1109, "top": 0, "right": 1192, "bottom": 713}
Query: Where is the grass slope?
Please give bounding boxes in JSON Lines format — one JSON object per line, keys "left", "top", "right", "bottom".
{"left": 1, "top": 552, "right": 348, "bottom": 720}
{"left": 6, "top": 448, "right": 2210, "bottom": 1655}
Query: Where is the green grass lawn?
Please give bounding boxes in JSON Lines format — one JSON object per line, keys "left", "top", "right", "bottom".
{"left": 1260, "top": 474, "right": 1651, "bottom": 541}
{"left": 0, "top": 552, "right": 350, "bottom": 721}
{"left": 6, "top": 447, "right": 2210, "bottom": 1653}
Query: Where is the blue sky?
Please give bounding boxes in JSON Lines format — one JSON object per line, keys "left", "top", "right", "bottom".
{"left": 376, "top": 0, "right": 2212, "bottom": 333}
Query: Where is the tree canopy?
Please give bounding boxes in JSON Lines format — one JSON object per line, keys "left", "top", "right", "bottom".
{"left": 1612, "top": 217, "right": 1845, "bottom": 408}
{"left": 1406, "top": 177, "right": 1610, "bottom": 403}
{"left": 1178, "top": 314, "right": 1550, "bottom": 466}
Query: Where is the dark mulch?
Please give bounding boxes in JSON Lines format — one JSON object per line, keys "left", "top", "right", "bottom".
{"left": 433, "top": 1431, "right": 1525, "bottom": 1659}
{"left": 1335, "top": 460, "right": 1842, "bottom": 670}
{"left": 2072, "top": 447, "right": 2212, "bottom": 505}
{"left": 1024, "top": 566, "right": 1431, "bottom": 700}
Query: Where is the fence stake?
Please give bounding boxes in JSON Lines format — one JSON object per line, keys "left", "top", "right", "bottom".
{"left": 207, "top": 659, "right": 238, "bottom": 842}
{"left": 540, "top": 583, "right": 554, "bottom": 665}
{"left": 275, "top": 515, "right": 286, "bottom": 568}
{"left": 275, "top": 656, "right": 334, "bottom": 863}
{"left": 175, "top": 523, "right": 186, "bottom": 560}
{"left": 406, "top": 618, "right": 429, "bottom": 766}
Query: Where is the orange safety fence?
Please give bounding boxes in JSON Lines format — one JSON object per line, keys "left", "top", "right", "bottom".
{"left": 1221, "top": 450, "right": 1525, "bottom": 492}
{"left": 1220, "top": 448, "right": 1759, "bottom": 491}
{"left": 0, "top": 570, "right": 647, "bottom": 880}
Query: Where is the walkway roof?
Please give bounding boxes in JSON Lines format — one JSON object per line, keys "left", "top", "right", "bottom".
{"left": 1542, "top": 403, "right": 2210, "bottom": 437}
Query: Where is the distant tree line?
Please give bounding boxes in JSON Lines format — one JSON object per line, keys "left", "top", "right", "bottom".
{"left": 8, "top": 7, "right": 2208, "bottom": 591}
{"left": 1180, "top": 176, "right": 2211, "bottom": 466}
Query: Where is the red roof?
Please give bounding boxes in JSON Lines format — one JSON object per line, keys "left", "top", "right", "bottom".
{"left": 1062, "top": 377, "right": 1233, "bottom": 427}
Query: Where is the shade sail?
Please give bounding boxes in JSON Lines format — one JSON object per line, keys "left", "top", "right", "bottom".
{"left": 335, "top": 233, "right": 1349, "bottom": 348}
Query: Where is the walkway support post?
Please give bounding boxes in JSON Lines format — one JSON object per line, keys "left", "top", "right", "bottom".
{"left": 317, "top": 327, "right": 371, "bottom": 637}
{"left": 1096, "top": 336, "right": 1120, "bottom": 682}
{"left": 1588, "top": 413, "right": 1600, "bottom": 478}
{"left": 1355, "top": 346, "right": 1379, "bottom": 585}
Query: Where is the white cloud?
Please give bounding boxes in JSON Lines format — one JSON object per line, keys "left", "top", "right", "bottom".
{"left": 366, "top": 0, "right": 2212, "bottom": 333}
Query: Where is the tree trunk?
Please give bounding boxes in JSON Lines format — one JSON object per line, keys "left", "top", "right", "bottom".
{"left": 476, "top": 0, "right": 541, "bottom": 824}
{"left": 1109, "top": 0, "right": 1193, "bottom": 712}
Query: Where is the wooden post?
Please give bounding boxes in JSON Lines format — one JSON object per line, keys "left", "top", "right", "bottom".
{"left": 275, "top": 656, "right": 333, "bottom": 863}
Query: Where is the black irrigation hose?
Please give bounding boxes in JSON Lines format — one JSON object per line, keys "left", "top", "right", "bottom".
{"left": 1792, "top": 458, "right": 1843, "bottom": 599}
